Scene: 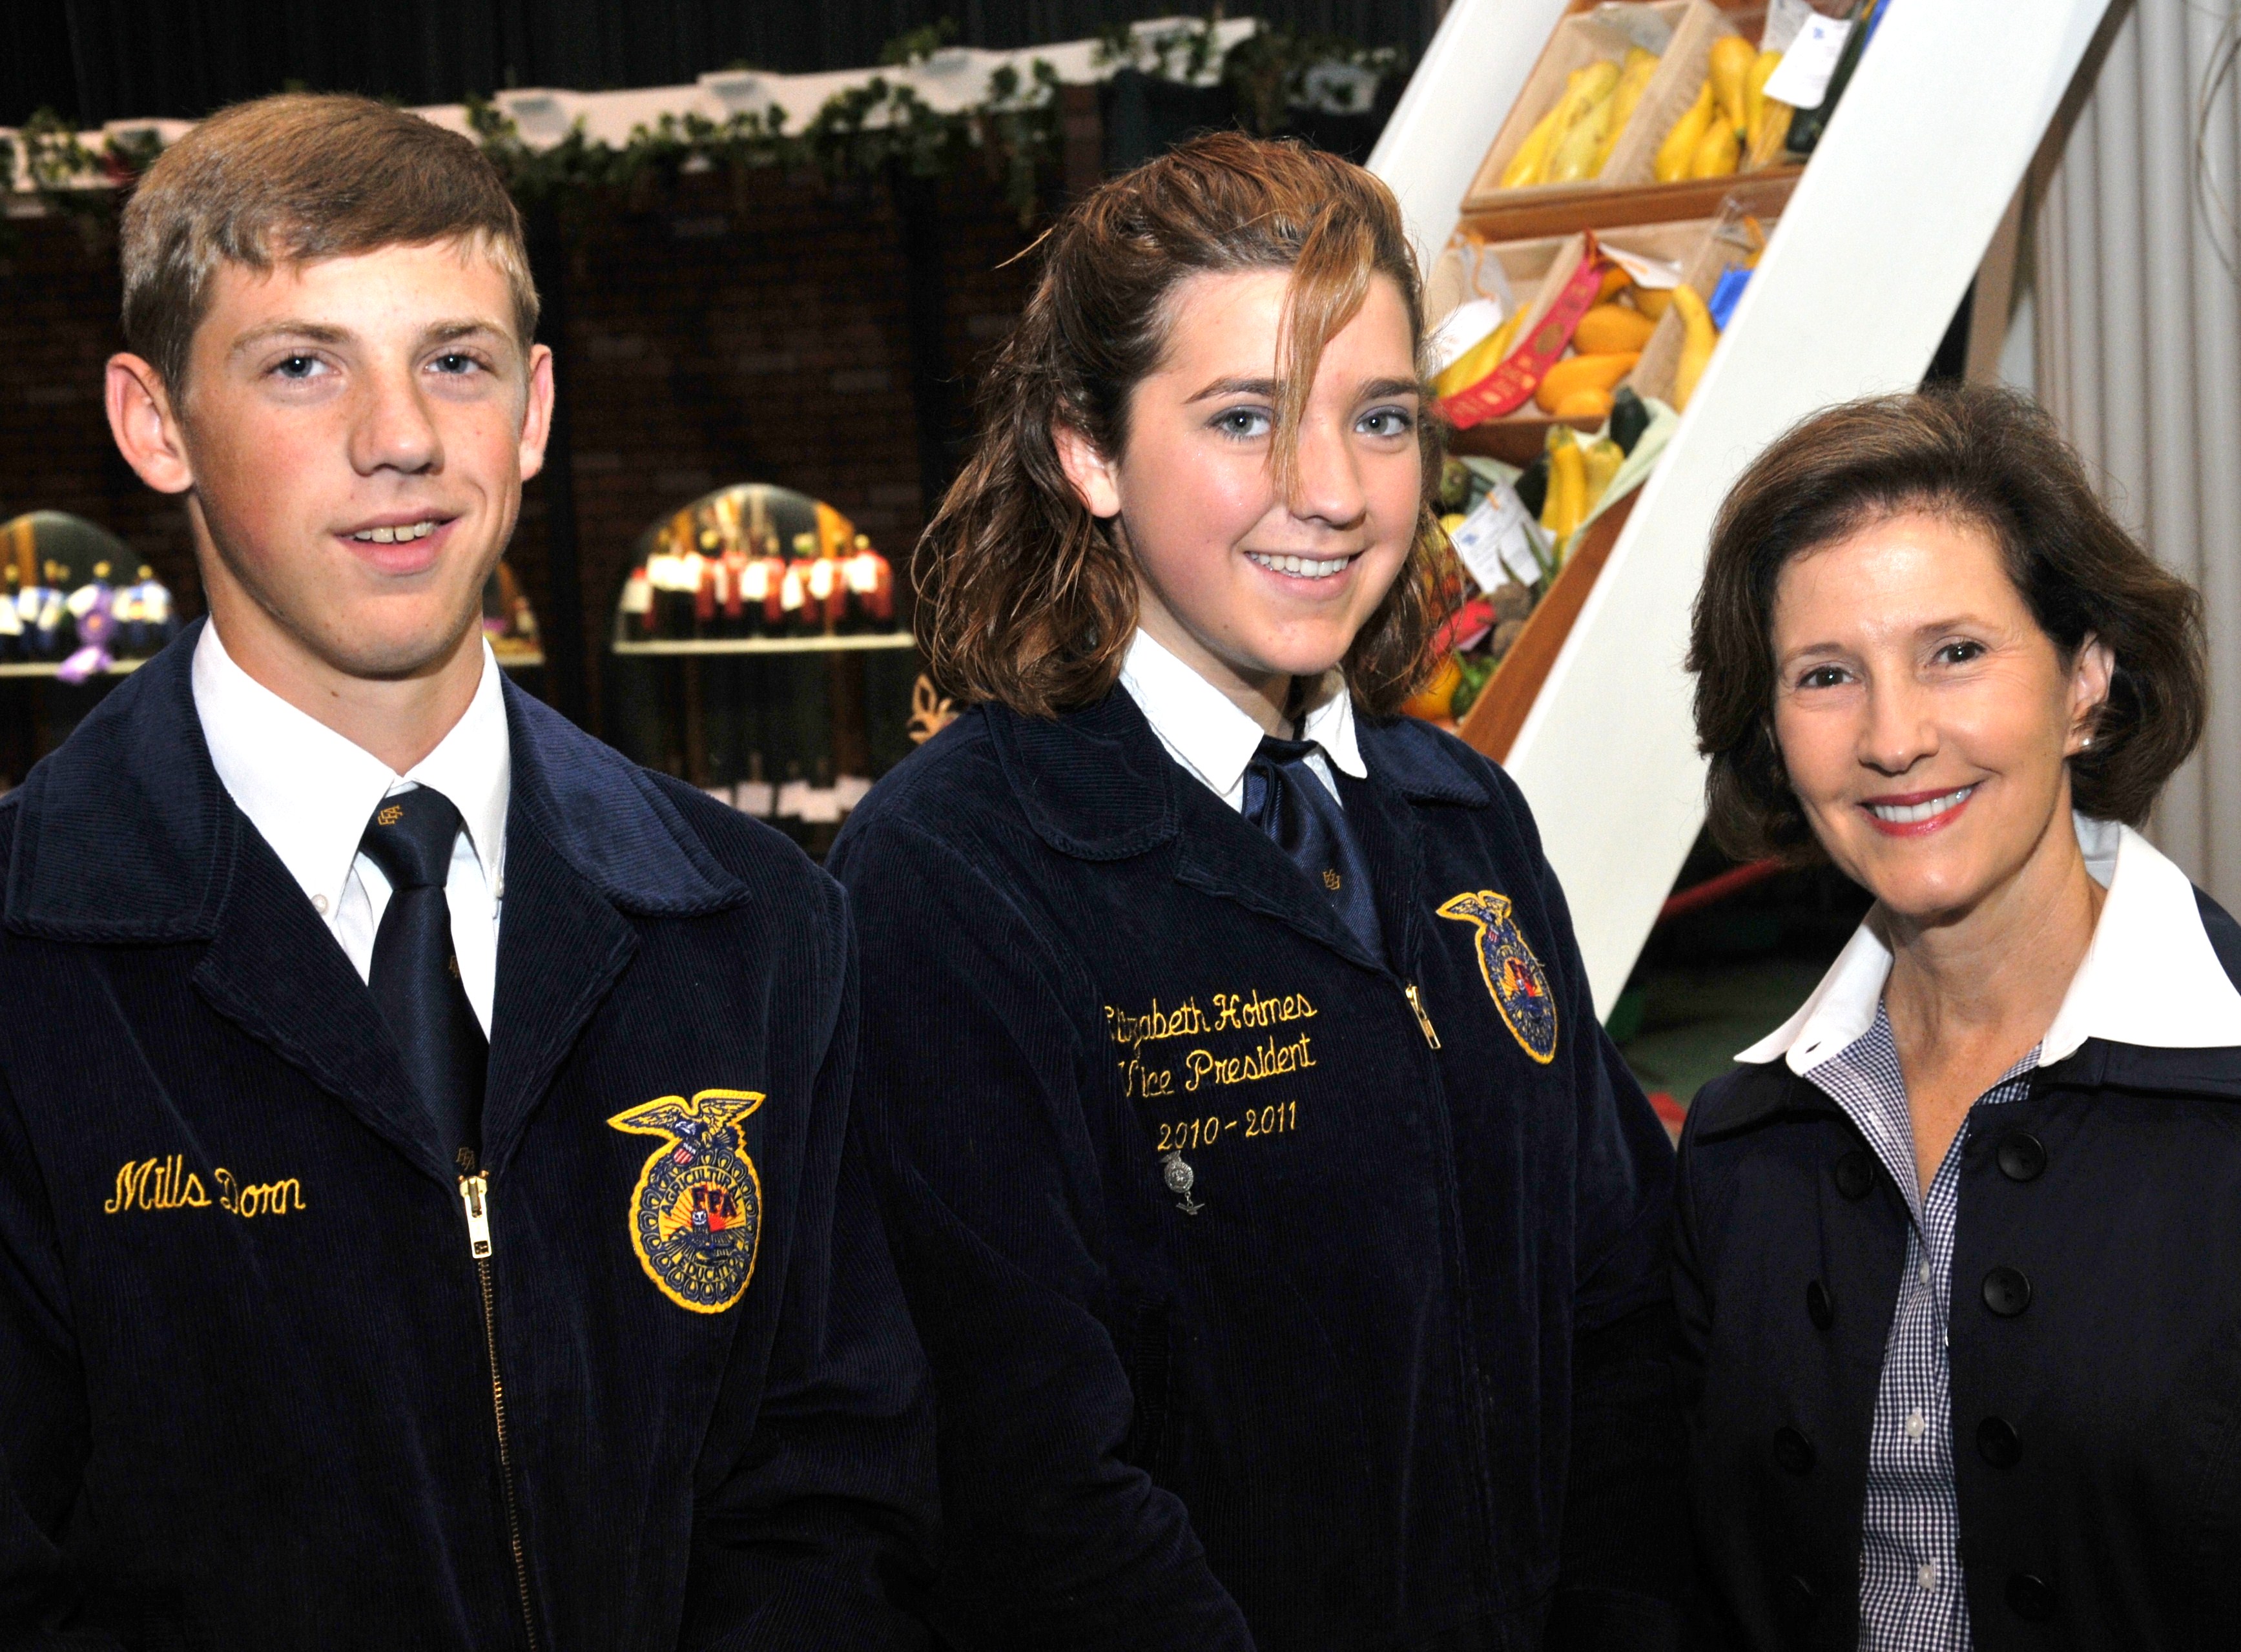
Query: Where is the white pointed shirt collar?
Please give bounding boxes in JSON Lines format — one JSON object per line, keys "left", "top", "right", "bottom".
{"left": 191, "top": 619, "right": 511, "bottom": 911}
{"left": 1117, "top": 626, "right": 1366, "bottom": 811}
{"left": 1739, "top": 815, "right": 2241, "bottom": 1073}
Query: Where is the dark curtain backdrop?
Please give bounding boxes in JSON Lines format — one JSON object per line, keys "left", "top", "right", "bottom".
{"left": 5, "top": 0, "right": 1444, "bottom": 127}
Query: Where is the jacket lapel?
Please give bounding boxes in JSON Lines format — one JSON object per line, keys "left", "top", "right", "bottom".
{"left": 1168, "top": 775, "right": 1385, "bottom": 973}
{"left": 481, "top": 814, "right": 636, "bottom": 1177}
{"left": 477, "top": 679, "right": 750, "bottom": 1175}
{"left": 191, "top": 831, "right": 453, "bottom": 1182}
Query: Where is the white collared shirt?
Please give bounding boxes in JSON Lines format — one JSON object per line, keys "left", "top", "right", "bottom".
{"left": 1117, "top": 626, "right": 1367, "bottom": 811}
{"left": 1739, "top": 814, "right": 2241, "bottom": 1071}
{"left": 191, "top": 621, "right": 510, "bottom": 1036}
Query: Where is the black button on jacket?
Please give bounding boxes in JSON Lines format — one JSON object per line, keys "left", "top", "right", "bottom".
{"left": 1675, "top": 890, "right": 2241, "bottom": 1649}
{"left": 0, "top": 629, "right": 936, "bottom": 1648}
{"left": 829, "top": 692, "right": 1682, "bottom": 1651}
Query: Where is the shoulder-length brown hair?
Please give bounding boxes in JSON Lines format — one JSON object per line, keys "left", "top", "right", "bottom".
{"left": 915, "top": 130, "right": 1457, "bottom": 719}
{"left": 1689, "top": 384, "right": 2207, "bottom": 862}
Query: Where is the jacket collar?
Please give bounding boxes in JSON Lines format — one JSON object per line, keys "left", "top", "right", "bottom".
{"left": 3, "top": 618, "right": 745, "bottom": 943}
{"left": 1737, "top": 818, "right": 2241, "bottom": 1075}
{"left": 986, "top": 685, "right": 1489, "bottom": 863}
{"left": 1116, "top": 627, "right": 1367, "bottom": 805}
{"left": 1709, "top": 818, "right": 2241, "bottom": 1127}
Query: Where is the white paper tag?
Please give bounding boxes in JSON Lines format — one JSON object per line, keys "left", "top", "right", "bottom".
{"left": 1447, "top": 484, "right": 1547, "bottom": 594}
{"left": 798, "top": 787, "right": 843, "bottom": 824}
{"left": 774, "top": 780, "right": 809, "bottom": 818}
{"left": 1603, "top": 246, "right": 1682, "bottom": 291}
{"left": 1429, "top": 298, "right": 1508, "bottom": 376}
{"left": 834, "top": 774, "right": 874, "bottom": 809}
{"left": 1762, "top": 14, "right": 1852, "bottom": 108}
{"left": 1759, "top": 0, "right": 1818, "bottom": 55}
{"left": 736, "top": 780, "right": 776, "bottom": 818}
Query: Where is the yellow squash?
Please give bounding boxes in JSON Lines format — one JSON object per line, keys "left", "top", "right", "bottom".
{"left": 1541, "top": 428, "right": 1588, "bottom": 543}
{"left": 1553, "top": 386, "right": 1615, "bottom": 421}
{"left": 1593, "top": 48, "right": 1662, "bottom": 174}
{"left": 1432, "top": 311, "right": 1521, "bottom": 400}
{"left": 1573, "top": 302, "right": 1658, "bottom": 355}
{"left": 1688, "top": 118, "right": 1740, "bottom": 179}
{"left": 1748, "top": 98, "right": 1795, "bottom": 170}
{"left": 1542, "top": 59, "right": 1623, "bottom": 183}
{"left": 1655, "top": 82, "right": 1715, "bottom": 183}
{"left": 1708, "top": 35, "right": 1756, "bottom": 134}
{"left": 1581, "top": 437, "right": 1626, "bottom": 514}
{"left": 1744, "top": 49, "right": 1782, "bottom": 150}
{"left": 1499, "top": 68, "right": 1583, "bottom": 189}
{"left": 1402, "top": 652, "right": 1465, "bottom": 723}
{"left": 1534, "top": 351, "right": 1640, "bottom": 415}
{"left": 1672, "top": 282, "right": 1718, "bottom": 411}
{"left": 1631, "top": 287, "right": 1675, "bottom": 321}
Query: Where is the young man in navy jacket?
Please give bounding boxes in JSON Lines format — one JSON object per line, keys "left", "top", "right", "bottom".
{"left": 0, "top": 93, "right": 933, "bottom": 1648}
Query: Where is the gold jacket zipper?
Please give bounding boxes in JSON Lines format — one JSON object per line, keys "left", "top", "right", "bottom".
{"left": 1405, "top": 982, "right": 1442, "bottom": 1049}
{"left": 459, "top": 1170, "right": 541, "bottom": 1651}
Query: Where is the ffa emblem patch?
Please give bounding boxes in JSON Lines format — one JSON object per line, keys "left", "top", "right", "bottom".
{"left": 1436, "top": 891, "right": 1559, "bottom": 1064}
{"left": 606, "top": 1088, "right": 765, "bottom": 1314}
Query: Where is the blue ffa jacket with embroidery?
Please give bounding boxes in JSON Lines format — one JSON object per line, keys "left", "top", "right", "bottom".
{"left": 0, "top": 628, "right": 935, "bottom": 1649}
{"left": 827, "top": 691, "right": 1683, "bottom": 1651}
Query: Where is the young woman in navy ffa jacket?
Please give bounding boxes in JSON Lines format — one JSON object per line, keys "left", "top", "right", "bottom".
{"left": 828, "top": 133, "right": 1683, "bottom": 1651}
{"left": 1677, "top": 386, "right": 2237, "bottom": 1648}
{"left": 0, "top": 95, "right": 933, "bottom": 1647}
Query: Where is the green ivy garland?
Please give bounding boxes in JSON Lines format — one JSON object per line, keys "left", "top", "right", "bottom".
{"left": 5, "top": 17, "right": 1404, "bottom": 228}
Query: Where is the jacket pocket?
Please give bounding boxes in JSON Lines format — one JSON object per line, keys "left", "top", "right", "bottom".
{"left": 1114, "top": 1291, "right": 1174, "bottom": 1476}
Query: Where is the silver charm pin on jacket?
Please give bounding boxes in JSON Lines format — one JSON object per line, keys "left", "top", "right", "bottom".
{"left": 1162, "top": 1150, "right": 1203, "bottom": 1216}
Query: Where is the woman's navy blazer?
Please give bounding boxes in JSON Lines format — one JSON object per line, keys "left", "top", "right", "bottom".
{"left": 828, "top": 690, "right": 1683, "bottom": 1651}
{"left": 1675, "top": 890, "right": 2241, "bottom": 1649}
{"left": 0, "top": 628, "right": 935, "bottom": 1648}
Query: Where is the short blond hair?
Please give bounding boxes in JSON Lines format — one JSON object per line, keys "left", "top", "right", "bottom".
{"left": 121, "top": 92, "right": 539, "bottom": 393}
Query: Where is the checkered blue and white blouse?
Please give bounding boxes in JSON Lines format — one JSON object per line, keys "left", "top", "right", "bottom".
{"left": 1804, "top": 1005, "right": 2040, "bottom": 1651}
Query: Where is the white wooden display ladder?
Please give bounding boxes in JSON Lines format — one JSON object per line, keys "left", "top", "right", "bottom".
{"left": 1370, "top": 0, "right": 2114, "bottom": 1018}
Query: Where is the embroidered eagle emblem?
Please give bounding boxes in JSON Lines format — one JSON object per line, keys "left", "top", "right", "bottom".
{"left": 606, "top": 1089, "right": 765, "bottom": 1314}
{"left": 1436, "top": 890, "right": 1558, "bottom": 1064}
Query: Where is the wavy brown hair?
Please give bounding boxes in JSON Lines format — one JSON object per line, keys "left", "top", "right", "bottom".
{"left": 916, "top": 130, "right": 1458, "bottom": 718}
{"left": 1689, "top": 385, "right": 2207, "bottom": 862}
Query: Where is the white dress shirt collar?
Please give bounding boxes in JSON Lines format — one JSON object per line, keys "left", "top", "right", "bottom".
{"left": 1117, "top": 626, "right": 1366, "bottom": 808}
{"left": 1739, "top": 815, "right": 2241, "bottom": 1072}
{"left": 191, "top": 620, "right": 511, "bottom": 912}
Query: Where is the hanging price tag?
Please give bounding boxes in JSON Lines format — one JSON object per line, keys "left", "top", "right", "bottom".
{"left": 1447, "top": 482, "right": 1549, "bottom": 594}
{"left": 1763, "top": 15, "right": 1853, "bottom": 108}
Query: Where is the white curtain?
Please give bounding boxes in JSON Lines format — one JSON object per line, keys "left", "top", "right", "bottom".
{"left": 2021, "top": 0, "right": 2241, "bottom": 903}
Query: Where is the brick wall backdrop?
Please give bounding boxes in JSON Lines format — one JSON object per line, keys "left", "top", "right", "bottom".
{"left": 0, "top": 161, "right": 1042, "bottom": 738}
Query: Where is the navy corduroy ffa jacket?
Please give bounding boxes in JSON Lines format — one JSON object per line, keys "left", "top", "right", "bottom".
{"left": 0, "top": 626, "right": 935, "bottom": 1649}
{"left": 827, "top": 690, "right": 1683, "bottom": 1652}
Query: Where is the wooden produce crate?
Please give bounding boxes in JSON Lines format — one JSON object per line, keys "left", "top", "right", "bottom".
{"left": 1627, "top": 194, "right": 1779, "bottom": 406}
{"left": 1461, "top": 2, "right": 1729, "bottom": 209}
{"left": 1458, "top": 1, "right": 1801, "bottom": 242}
{"left": 1439, "top": 174, "right": 1792, "bottom": 465}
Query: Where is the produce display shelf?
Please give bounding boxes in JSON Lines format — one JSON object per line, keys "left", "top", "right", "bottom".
{"left": 0, "top": 657, "right": 146, "bottom": 679}
{"left": 1456, "top": 167, "right": 1800, "bottom": 245}
{"left": 612, "top": 634, "right": 917, "bottom": 657}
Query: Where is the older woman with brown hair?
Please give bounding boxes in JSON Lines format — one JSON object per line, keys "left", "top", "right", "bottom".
{"left": 1676, "top": 383, "right": 2237, "bottom": 1649}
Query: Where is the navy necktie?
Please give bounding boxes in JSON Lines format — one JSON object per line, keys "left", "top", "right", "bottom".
{"left": 1243, "top": 735, "right": 1385, "bottom": 965}
{"left": 359, "top": 786, "right": 486, "bottom": 1163}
